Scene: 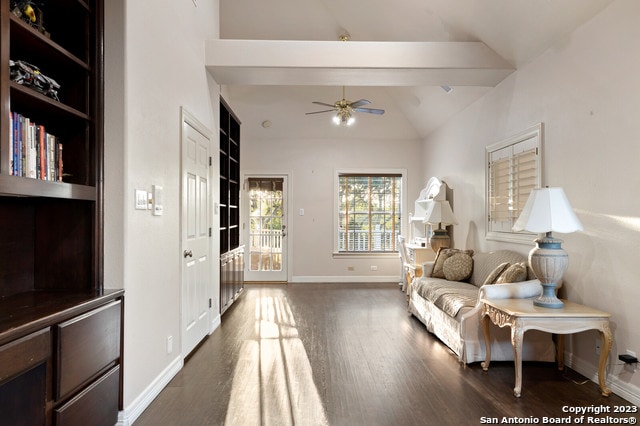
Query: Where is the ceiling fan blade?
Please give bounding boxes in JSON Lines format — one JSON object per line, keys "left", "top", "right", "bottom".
{"left": 305, "top": 109, "right": 336, "bottom": 115}
{"left": 349, "top": 99, "right": 371, "bottom": 108}
{"left": 354, "top": 107, "right": 385, "bottom": 115}
{"left": 312, "top": 101, "right": 336, "bottom": 108}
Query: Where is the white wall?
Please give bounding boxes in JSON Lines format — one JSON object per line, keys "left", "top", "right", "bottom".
{"left": 104, "top": 0, "right": 220, "bottom": 421}
{"left": 421, "top": 0, "right": 640, "bottom": 402}
{"left": 239, "top": 134, "right": 424, "bottom": 281}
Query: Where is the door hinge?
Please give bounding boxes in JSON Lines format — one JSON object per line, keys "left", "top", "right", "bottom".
{"left": 209, "top": 156, "right": 212, "bottom": 166}
{"left": 209, "top": 298, "right": 212, "bottom": 308}
{"left": 209, "top": 227, "right": 212, "bottom": 237}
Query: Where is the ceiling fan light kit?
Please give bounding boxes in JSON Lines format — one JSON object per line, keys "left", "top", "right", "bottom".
{"left": 306, "top": 86, "right": 384, "bottom": 126}
{"left": 333, "top": 110, "right": 355, "bottom": 126}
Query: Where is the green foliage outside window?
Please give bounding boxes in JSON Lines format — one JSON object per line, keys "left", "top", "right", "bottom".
{"left": 338, "top": 174, "right": 402, "bottom": 252}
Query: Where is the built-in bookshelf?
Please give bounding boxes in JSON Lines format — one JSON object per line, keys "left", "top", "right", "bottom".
{"left": 0, "top": 1, "right": 123, "bottom": 423}
{"left": 219, "top": 98, "right": 244, "bottom": 314}
{"left": 1, "top": 0, "right": 102, "bottom": 297}
{"left": 219, "top": 98, "right": 241, "bottom": 254}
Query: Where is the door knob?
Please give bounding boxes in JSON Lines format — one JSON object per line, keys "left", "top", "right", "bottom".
{"left": 184, "top": 250, "right": 193, "bottom": 258}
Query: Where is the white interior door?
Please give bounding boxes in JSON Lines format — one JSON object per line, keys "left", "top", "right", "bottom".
{"left": 244, "top": 176, "right": 288, "bottom": 282}
{"left": 181, "top": 111, "right": 211, "bottom": 356}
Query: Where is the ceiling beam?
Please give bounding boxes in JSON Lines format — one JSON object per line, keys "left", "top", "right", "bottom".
{"left": 205, "top": 40, "right": 515, "bottom": 87}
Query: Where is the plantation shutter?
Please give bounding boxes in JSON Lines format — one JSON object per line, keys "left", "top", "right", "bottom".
{"left": 488, "top": 139, "right": 539, "bottom": 233}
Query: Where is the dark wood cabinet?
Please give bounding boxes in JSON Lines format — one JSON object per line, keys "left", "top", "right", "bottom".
{"left": 0, "top": 291, "right": 124, "bottom": 425}
{"left": 54, "top": 365, "right": 120, "bottom": 426}
{"left": 219, "top": 98, "right": 244, "bottom": 313}
{"left": 55, "top": 300, "right": 121, "bottom": 402}
{"left": 0, "top": 0, "right": 122, "bottom": 423}
{"left": 220, "top": 246, "right": 244, "bottom": 314}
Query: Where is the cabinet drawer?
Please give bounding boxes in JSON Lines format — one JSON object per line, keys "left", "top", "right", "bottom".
{"left": 54, "top": 365, "right": 120, "bottom": 426}
{"left": 0, "top": 328, "right": 50, "bottom": 385}
{"left": 0, "top": 329, "right": 50, "bottom": 426}
{"left": 56, "top": 300, "right": 122, "bottom": 401}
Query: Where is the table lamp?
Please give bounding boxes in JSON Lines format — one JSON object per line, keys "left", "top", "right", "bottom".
{"left": 512, "top": 187, "right": 583, "bottom": 308}
{"left": 424, "top": 200, "right": 458, "bottom": 253}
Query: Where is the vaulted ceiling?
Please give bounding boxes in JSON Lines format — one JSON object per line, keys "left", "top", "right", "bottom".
{"left": 215, "top": 0, "right": 613, "bottom": 140}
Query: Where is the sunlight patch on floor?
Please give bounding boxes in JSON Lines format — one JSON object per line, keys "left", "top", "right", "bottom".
{"left": 226, "top": 295, "right": 328, "bottom": 425}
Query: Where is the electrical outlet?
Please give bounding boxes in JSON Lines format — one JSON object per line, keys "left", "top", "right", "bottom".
{"left": 167, "top": 335, "right": 173, "bottom": 354}
{"left": 619, "top": 354, "right": 638, "bottom": 363}
{"left": 347, "top": 266, "right": 354, "bottom": 271}
{"left": 370, "top": 265, "right": 378, "bottom": 271}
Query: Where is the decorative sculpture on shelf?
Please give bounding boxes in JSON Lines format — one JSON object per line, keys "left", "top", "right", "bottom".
{"left": 10, "top": 1, "right": 49, "bottom": 37}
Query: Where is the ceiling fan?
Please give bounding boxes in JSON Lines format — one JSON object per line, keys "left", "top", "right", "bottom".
{"left": 305, "top": 86, "right": 385, "bottom": 126}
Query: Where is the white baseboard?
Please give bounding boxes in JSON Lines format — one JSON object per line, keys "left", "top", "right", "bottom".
{"left": 117, "top": 355, "right": 183, "bottom": 426}
{"left": 566, "top": 352, "right": 640, "bottom": 406}
{"left": 292, "top": 275, "right": 399, "bottom": 283}
{"left": 210, "top": 313, "right": 221, "bottom": 334}
{"left": 117, "top": 315, "right": 221, "bottom": 425}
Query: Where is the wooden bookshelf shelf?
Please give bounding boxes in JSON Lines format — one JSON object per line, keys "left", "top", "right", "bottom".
{"left": 220, "top": 98, "right": 244, "bottom": 314}
{"left": 0, "top": 174, "right": 96, "bottom": 200}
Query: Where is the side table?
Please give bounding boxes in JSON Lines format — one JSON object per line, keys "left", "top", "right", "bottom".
{"left": 480, "top": 298, "right": 612, "bottom": 397}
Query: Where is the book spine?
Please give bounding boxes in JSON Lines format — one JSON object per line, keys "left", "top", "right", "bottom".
{"left": 20, "top": 115, "right": 26, "bottom": 177}
{"left": 9, "top": 112, "right": 14, "bottom": 175}
{"left": 28, "top": 121, "right": 37, "bottom": 179}
{"left": 38, "top": 125, "right": 46, "bottom": 180}
{"left": 48, "top": 134, "right": 56, "bottom": 181}
{"left": 57, "top": 143, "right": 63, "bottom": 182}
{"left": 13, "top": 112, "right": 20, "bottom": 176}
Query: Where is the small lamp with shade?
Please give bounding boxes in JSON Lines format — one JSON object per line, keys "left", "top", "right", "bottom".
{"left": 512, "top": 187, "right": 583, "bottom": 308}
{"left": 424, "top": 200, "right": 458, "bottom": 253}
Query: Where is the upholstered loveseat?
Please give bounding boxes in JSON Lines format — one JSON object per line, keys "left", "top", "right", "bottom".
{"left": 408, "top": 249, "right": 557, "bottom": 364}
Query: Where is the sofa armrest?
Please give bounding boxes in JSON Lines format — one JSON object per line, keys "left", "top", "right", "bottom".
{"left": 421, "top": 261, "right": 435, "bottom": 277}
{"left": 479, "top": 280, "right": 542, "bottom": 300}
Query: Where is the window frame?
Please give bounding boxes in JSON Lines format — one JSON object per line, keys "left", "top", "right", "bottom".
{"left": 333, "top": 168, "right": 407, "bottom": 256}
{"left": 485, "top": 123, "right": 543, "bottom": 244}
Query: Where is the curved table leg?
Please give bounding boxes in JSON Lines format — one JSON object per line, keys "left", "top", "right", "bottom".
{"left": 511, "top": 325, "right": 524, "bottom": 397}
{"left": 481, "top": 314, "right": 491, "bottom": 371}
{"left": 598, "top": 322, "right": 613, "bottom": 397}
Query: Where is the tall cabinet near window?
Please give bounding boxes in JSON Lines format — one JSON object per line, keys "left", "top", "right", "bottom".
{"left": 0, "top": 2, "right": 123, "bottom": 425}
{"left": 219, "top": 98, "right": 244, "bottom": 314}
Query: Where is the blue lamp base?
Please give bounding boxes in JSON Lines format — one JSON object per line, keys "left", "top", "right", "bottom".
{"left": 529, "top": 232, "right": 568, "bottom": 309}
{"left": 533, "top": 284, "right": 564, "bottom": 308}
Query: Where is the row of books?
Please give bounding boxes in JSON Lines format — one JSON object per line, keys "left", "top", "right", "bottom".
{"left": 9, "top": 111, "right": 63, "bottom": 182}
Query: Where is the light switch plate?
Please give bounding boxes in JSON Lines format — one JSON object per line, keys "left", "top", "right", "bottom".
{"left": 135, "top": 189, "right": 148, "bottom": 210}
{"left": 152, "top": 185, "right": 164, "bottom": 216}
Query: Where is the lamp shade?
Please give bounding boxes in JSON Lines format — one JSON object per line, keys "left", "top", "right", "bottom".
{"left": 512, "top": 187, "right": 583, "bottom": 233}
{"left": 424, "top": 200, "right": 458, "bottom": 226}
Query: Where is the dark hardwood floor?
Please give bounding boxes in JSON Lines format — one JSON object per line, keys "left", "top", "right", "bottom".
{"left": 136, "top": 283, "right": 638, "bottom": 425}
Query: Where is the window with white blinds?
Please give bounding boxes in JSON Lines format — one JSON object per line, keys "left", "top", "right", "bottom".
{"left": 334, "top": 169, "right": 406, "bottom": 254}
{"left": 486, "top": 124, "right": 542, "bottom": 243}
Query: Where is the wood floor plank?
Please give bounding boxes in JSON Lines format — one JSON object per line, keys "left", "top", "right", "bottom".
{"left": 136, "top": 283, "right": 639, "bottom": 425}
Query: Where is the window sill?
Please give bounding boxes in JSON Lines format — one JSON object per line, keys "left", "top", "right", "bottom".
{"left": 332, "top": 252, "right": 399, "bottom": 259}
{"left": 486, "top": 231, "right": 537, "bottom": 245}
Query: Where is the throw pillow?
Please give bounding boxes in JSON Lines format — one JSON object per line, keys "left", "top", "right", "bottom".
{"left": 496, "top": 262, "right": 528, "bottom": 284}
{"left": 482, "top": 262, "right": 511, "bottom": 285}
{"left": 431, "top": 248, "right": 474, "bottom": 278}
{"left": 443, "top": 252, "right": 474, "bottom": 281}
